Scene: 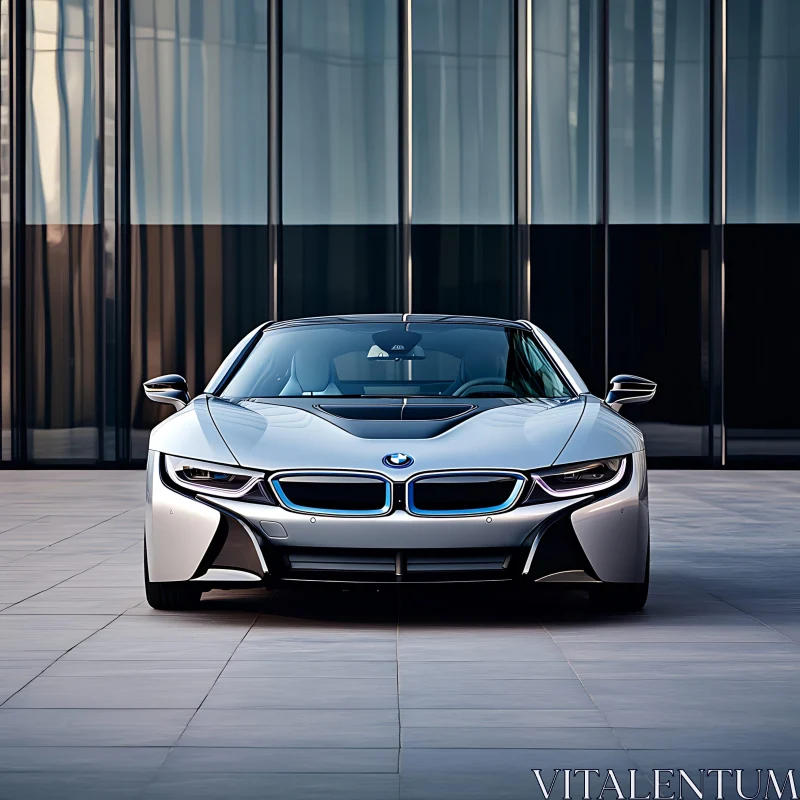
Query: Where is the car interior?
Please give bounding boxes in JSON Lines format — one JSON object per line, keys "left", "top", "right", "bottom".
{"left": 221, "top": 324, "right": 572, "bottom": 399}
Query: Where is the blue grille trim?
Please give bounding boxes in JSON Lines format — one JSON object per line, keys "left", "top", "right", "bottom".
{"left": 406, "top": 471, "right": 527, "bottom": 517}
{"left": 269, "top": 471, "right": 393, "bottom": 517}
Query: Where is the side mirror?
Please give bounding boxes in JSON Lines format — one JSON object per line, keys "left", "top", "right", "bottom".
{"left": 605, "top": 374, "right": 656, "bottom": 413}
{"left": 143, "top": 374, "right": 191, "bottom": 411}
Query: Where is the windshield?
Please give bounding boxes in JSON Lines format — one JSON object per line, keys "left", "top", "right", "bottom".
{"left": 221, "top": 323, "right": 574, "bottom": 399}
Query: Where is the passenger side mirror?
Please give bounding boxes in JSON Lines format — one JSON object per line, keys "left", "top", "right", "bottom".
{"left": 605, "top": 374, "right": 656, "bottom": 413}
{"left": 143, "top": 374, "right": 191, "bottom": 410}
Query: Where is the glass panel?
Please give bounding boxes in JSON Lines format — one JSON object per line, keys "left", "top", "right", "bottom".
{"left": 532, "top": 0, "right": 600, "bottom": 224}
{"left": 26, "top": 0, "right": 97, "bottom": 224}
{"left": 282, "top": 0, "right": 398, "bottom": 224}
{"left": 727, "top": 0, "right": 800, "bottom": 222}
{"left": 0, "top": 0, "right": 9, "bottom": 461}
{"left": 26, "top": 225, "right": 100, "bottom": 461}
{"left": 281, "top": 226, "right": 397, "bottom": 319}
{"left": 412, "top": 225, "right": 512, "bottom": 318}
{"left": 412, "top": 0, "right": 513, "bottom": 224}
{"left": 25, "top": 0, "right": 100, "bottom": 461}
{"left": 724, "top": 225, "right": 800, "bottom": 462}
{"left": 608, "top": 0, "right": 709, "bottom": 223}
{"left": 130, "top": 225, "right": 271, "bottom": 459}
{"left": 608, "top": 225, "right": 710, "bottom": 460}
{"left": 529, "top": 225, "right": 605, "bottom": 394}
{"left": 130, "top": 0, "right": 268, "bottom": 224}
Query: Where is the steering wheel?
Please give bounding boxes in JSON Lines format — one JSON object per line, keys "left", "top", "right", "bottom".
{"left": 451, "top": 377, "right": 517, "bottom": 397}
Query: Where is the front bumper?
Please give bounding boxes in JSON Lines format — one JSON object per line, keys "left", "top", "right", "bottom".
{"left": 145, "top": 450, "right": 649, "bottom": 586}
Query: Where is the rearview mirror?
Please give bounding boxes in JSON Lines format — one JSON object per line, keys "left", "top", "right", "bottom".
{"left": 368, "top": 329, "right": 426, "bottom": 360}
{"left": 367, "top": 344, "right": 426, "bottom": 360}
{"left": 144, "top": 374, "right": 191, "bottom": 410}
{"left": 605, "top": 374, "right": 656, "bottom": 413}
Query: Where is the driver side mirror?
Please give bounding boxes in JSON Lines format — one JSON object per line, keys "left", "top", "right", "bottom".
{"left": 605, "top": 374, "right": 656, "bottom": 413}
{"left": 144, "top": 374, "right": 191, "bottom": 411}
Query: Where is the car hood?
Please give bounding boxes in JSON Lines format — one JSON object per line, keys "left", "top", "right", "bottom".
{"left": 191, "top": 394, "right": 634, "bottom": 474}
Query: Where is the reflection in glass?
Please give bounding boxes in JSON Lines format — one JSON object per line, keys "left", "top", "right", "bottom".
{"left": 283, "top": 0, "right": 398, "bottom": 225}
{"left": 724, "top": 225, "right": 800, "bottom": 459}
{"left": 130, "top": 0, "right": 268, "bottom": 224}
{"left": 26, "top": 225, "right": 100, "bottom": 461}
{"left": 281, "top": 226, "right": 397, "bottom": 318}
{"left": 529, "top": 226, "right": 605, "bottom": 394}
{"left": 608, "top": 0, "right": 709, "bottom": 223}
{"left": 608, "top": 225, "right": 710, "bottom": 459}
{"left": 25, "top": 0, "right": 100, "bottom": 460}
{"left": 412, "top": 0, "right": 513, "bottom": 224}
{"left": 532, "top": 0, "right": 600, "bottom": 224}
{"left": 130, "top": 225, "right": 271, "bottom": 459}
{"left": 727, "top": 0, "right": 800, "bottom": 222}
{"left": 412, "top": 226, "right": 512, "bottom": 318}
{"left": 26, "top": 0, "right": 97, "bottom": 224}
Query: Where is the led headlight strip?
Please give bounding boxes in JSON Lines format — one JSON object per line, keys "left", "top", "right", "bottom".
{"left": 531, "top": 456, "right": 627, "bottom": 498}
{"left": 164, "top": 455, "right": 264, "bottom": 498}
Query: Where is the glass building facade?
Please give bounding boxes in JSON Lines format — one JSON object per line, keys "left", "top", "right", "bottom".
{"left": 0, "top": 0, "right": 797, "bottom": 467}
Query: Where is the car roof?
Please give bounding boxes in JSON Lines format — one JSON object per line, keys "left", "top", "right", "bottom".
{"left": 267, "top": 314, "right": 529, "bottom": 331}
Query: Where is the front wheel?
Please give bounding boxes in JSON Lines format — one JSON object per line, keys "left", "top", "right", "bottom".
{"left": 144, "top": 541, "right": 202, "bottom": 611}
{"left": 593, "top": 544, "right": 650, "bottom": 612}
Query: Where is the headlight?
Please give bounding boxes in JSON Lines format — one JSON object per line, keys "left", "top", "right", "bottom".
{"left": 164, "top": 455, "right": 267, "bottom": 499}
{"left": 534, "top": 457, "right": 626, "bottom": 497}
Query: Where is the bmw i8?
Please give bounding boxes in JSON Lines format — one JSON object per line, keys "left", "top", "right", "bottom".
{"left": 143, "top": 315, "right": 656, "bottom": 611}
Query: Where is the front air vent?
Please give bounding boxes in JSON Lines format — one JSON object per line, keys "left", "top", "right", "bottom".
{"left": 281, "top": 547, "right": 513, "bottom": 581}
{"left": 270, "top": 472, "right": 391, "bottom": 516}
{"left": 286, "top": 552, "right": 396, "bottom": 572}
{"left": 407, "top": 472, "right": 526, "bottom": 516}
{"left": 405, "top": 553, "right": 509, "bottom": 573}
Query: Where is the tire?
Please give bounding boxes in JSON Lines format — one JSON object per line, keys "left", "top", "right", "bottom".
{"left": 593, "top": 543, "right": 650, "bottom": 612}
{"left": 144, "top": 541, "right": 202, "bottom": 611}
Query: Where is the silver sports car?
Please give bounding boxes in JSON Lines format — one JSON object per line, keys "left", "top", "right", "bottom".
{"left": 143, "top": 315, "right": 656, "bottom": 611}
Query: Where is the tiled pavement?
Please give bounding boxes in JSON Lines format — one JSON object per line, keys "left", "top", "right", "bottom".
{"left": 0, "top": 470, "right": 798, "bottom": 798}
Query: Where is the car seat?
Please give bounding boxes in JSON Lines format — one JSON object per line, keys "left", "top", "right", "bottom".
{"left": 279, "top": 348, "right": 343, "bottom": 396}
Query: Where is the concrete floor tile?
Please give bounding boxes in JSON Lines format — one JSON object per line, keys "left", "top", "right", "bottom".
{"left": 0, "top": 770, "right": 156, "bottom": 800}
{"left": 231, "top": 639, "right": 398, "bottom": 661}
{"left": 0, "top": 669, "right": 42, "bottom": 704}
{"left": 221, "top": 659, "right": 397, "bottom": 679}
{"left": 613, "top": 726, "right": 800, "bottom": 750}
{"left": 0, "top": 709, "right": 196, "bottom": 746}
{"left": 142, "top": 772, "right": 400, "bottom": 800}
{"left": 399, "top": 660, "right": 575, "bottom": 681}
{"left": 401, "top": 726, "right": 622, "bottom": 749}
{"left": 400, "top": 709, "right": 608, "bottom": 728}
{"left": 0, "top": 745, "right": 170, "bottom": 772}
{"left": 397, "top": 637, "right": 565, "bottom": 662}
{"left": 202, "top": 677, "right": 399, "bottom": 709}
{"left": 0, "top": 628, "right": 99, "bottom": 653}
{"left": 0, "top": 614, "right": 117, "bottom": 630}
{"left": 178, "top": 709, "right": 400, "bottom": 748}
{"left": 160, "top": 746, "right": 399, "bottom": 773}
{"left": 40, "top": 659, "right": 227, "bottom": 678}
{"left": 3, "top": 673, "right": 221, "bottom": 709}
{"left": 568, "top": 658, "right": 800, "bottom": 680}
{"left": 400, "top": 747, "right": 636, "bottom": 774}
